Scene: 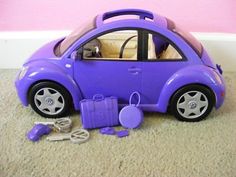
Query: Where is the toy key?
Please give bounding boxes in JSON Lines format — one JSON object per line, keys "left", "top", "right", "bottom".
{"left": 34, "top": 117, "right": 72, "bottom": 133}
{"left": 46, "top": 129, "right": 89, "bottom": 144}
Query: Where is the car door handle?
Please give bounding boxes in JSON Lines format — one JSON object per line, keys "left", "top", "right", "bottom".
{"left": 128, "top": 67, "right": 142, "bottom": 74}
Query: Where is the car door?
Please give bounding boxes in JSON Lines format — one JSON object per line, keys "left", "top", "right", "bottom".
{"left": 73, "top": 29, "right": 142, "bottom": 104}
{"left": 140, "top": 31, "right": 188, "bottom": 105}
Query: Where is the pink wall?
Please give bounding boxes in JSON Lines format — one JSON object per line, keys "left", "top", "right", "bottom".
{"left": 1, "top": 0, "right": 236, "bottom": 33}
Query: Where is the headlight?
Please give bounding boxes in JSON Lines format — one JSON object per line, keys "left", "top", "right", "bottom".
{"left": 18, "top": 66, "right": 29, "bottom": 80}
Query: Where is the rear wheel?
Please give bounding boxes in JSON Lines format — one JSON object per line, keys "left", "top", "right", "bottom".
{"left": 28, "top": 82, "right": 71, "bottom": 118}
{"left": 170, "top": 85, "right": 215, "bottom": 122}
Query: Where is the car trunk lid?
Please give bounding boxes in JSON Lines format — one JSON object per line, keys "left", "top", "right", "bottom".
{"left": 201, "top": 49, "right": 223, "bottom": 74}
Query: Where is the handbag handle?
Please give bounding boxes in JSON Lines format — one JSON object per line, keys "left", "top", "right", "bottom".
{"left": 129, "top": 92, "right": 141, "bottom": 106}
{"left": 93, "top": 94, "right": 104, "bottom": 101}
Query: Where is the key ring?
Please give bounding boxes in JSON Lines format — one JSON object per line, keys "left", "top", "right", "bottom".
{"left": 54, "top": 118, "right": 72, "bottom": 132}
{"left": 70, "top": 129, "right": 90, "bottom": 144}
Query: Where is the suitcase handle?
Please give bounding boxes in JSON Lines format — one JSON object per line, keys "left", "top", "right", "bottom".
{"left": 129, "top": 92, "right": 141, "bottom": 106}
{"left": 93, "top": 94, "right": 105, "bottom": 101}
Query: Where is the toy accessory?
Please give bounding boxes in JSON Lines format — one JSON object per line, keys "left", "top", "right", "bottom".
{"left": 80, "top": 94, "right": 119, "bottom": 129}
{"left": 116, "top": 130, "right": 129, "bottom": 138}
{"left": 27, "top": 124, "right": 52, "bottom": 142}
{"left": 119, "top": 92, "right": 143, "bottom": 129}
{"left": 99, "top": 127, "right": 116, "bottom": 135}
{"left": 99, "top": 127, "right": 129, "bottom": 138}
{"left": 47, "top": 129, "right": 89, "bottom": 144}
{"left": 35, "top": 117, "right": 72, "bottom": 132}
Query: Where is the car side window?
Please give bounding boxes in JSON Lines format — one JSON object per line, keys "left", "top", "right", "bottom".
{"left": 82, "top": 30, "right": 138, "bottom": 61}
{"left": 147, "top": 33, "right": 182, "bottom": 60}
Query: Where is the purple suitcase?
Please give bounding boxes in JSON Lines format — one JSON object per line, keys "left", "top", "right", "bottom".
{"left": 80, "top": 94, "right": 119, "bottom": 129}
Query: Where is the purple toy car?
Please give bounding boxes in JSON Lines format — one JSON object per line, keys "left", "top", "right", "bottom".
{"left": 15, "top": 9, "right": 225, "bottom": 122}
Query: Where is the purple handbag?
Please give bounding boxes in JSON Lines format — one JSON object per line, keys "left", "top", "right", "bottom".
{"left": 119, "top": 92, "right": 144, "bottom": 129}
{"left": 80, "top": 94, "right": 119, "bottom": 129}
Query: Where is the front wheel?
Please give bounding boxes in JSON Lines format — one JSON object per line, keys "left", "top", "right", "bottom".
{"left": 28, "top": 82, "right": 71, "bottom": 118}
{"left": 170, "top": 85, "right": 215, "bottom": 122}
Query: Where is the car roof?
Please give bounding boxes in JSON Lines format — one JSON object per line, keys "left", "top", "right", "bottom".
{"left": 95, "top": 9, "right": 168, "bottom": 30}
{"left": 58, "top": 9, "right": 173, "bottom": 56}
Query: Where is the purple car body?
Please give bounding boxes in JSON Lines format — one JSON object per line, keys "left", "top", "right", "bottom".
{"left": 15, "top": 9, "right": 225, "bottom": 121}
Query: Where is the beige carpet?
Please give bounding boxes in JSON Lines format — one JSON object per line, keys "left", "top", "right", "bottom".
{"left": 0, "top": 69, "right": 236, "bottom": 177}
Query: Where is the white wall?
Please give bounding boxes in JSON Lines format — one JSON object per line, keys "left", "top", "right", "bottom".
{"left": 0, "top": 31, "right": 235, "bottom": 72}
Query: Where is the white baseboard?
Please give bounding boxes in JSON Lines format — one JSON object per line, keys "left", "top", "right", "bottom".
{"left": 0, "top": 31, "right": 70, "bottom": 69}
{"left": 193, "top": 33, "right": 236, "bottom": 72}
{"left": 0, "top": 31, "right": 235, "bottom": 72}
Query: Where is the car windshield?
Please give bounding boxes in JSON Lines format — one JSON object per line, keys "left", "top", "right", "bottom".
{"left": 55, "top": 19, "right": 96, "bottom": 56}
{"left": 167, "top": 18, "right": 202, "bottom": 57}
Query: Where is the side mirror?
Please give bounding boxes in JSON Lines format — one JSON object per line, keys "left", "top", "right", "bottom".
{"left": 70, "top": 48, "right": 83, "bottom": 60}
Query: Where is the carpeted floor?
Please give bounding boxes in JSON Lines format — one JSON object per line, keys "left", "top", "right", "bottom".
{"left": 0, "top": 69, "right": 236, "bottom": 177}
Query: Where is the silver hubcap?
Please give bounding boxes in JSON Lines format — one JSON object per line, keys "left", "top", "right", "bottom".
{"left": 177, "top": 91, "right": 208, "bottom": 119}
{"left": 34, "top": 88, "right": 65, "bottom": 115}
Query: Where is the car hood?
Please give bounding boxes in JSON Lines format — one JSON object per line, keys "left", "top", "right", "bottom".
{"left": 25, "top": 38, "right": 63, "bottom": 64}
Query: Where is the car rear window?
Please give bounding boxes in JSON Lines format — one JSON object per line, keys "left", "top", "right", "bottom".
{"left": 167, "top": 18, "right": 203, "bottom": 57}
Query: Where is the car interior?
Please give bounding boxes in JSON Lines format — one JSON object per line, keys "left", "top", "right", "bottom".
{"left": 82, "top": 30, "right": 182, "bottom": 60}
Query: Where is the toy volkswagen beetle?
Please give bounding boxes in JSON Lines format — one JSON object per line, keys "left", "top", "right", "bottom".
{"left": 15, "top": 9, "right": 225, "bottom": 122}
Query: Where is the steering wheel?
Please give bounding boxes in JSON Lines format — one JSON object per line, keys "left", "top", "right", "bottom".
{"left": 119, "top": 35, "right": 137, "bottom": 59}
{"left": 83, "top": 39, "right": 102, "bottom": 58}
